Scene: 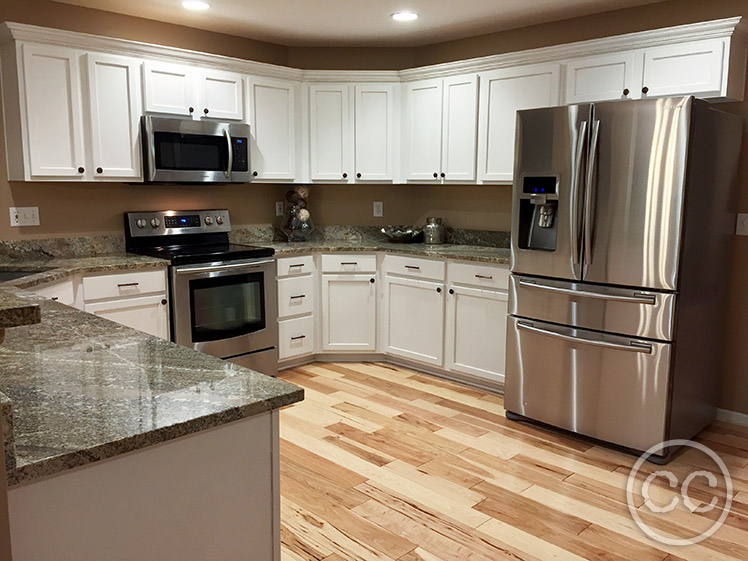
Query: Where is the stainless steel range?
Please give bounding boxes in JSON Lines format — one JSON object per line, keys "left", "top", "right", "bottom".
{"left": 125, "top": 210, "right": 278, "bottom": 376}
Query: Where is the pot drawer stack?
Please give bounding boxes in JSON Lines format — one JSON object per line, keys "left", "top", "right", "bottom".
{"left": 277, "top": 256, "right": 315, "bottom": 360}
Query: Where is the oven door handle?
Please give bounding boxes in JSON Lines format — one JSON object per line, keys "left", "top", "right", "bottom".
{"left": 175, "top": 259, "right": 274, "bottom": 275}
{"left": 224, "top": 129, "right": 233, "bottom": 179}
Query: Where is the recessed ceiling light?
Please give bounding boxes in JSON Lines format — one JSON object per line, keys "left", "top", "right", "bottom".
{"left": 391, "top": 11, "right": 418, "bottom": 22}
{"left": 182, "top": 1, "right": 210, "bottom": 10}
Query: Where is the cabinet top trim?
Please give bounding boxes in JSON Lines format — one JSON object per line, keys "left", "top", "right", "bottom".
{"left": 0, "top": 16, "right": 744, "bottom": 82}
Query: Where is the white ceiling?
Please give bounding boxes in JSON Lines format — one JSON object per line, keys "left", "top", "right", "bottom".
{"left": 51, "top": 0, "right": 665, "bottom": 47}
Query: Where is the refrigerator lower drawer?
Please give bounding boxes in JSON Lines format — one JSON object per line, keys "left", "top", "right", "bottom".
{"left": 505, "top": 316, "right": 671, "bottom": 452}
{"left": 509, "top": 274, "right": 676, "bottom": 340}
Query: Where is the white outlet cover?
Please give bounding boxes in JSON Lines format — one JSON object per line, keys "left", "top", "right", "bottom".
{"left": 373, "top": 201, "right": 383, "bottom": 217}
{"left": 275, "top": 202, "right": 284, "bottom": 217}
{"left": 737, "top": 213, "right": 748, "bottom": 236}
{"left": 9, "top": 206, "right": 40, "bottom": 227}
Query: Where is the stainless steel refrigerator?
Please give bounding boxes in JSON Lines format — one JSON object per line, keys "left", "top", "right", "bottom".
{"left": 505, "top": 96, "right": 742, "bottom": 462}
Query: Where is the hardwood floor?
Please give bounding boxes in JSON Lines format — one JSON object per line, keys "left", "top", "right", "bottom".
{"left": 277, "top": 362, "right": 748, "bottom": 561}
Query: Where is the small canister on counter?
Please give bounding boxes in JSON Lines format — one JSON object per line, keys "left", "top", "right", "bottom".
{"left": 423, "top": 217, "right": 445, "bottom": 244}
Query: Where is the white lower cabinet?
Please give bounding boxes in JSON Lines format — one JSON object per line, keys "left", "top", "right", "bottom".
{"left": 321, "top": 273, "right": 376, "bottom": 352}
{"left": 279, "top": 315, "right": 315, "bottom": 360}
{"left": 85, "top": 294, "right": 168, "bottom": 339}
{"left": 277, "top": 255, "right": 315, "bottom": 360}
{"left": 445, "top": 284, "right": 508, "bottom": 384}
{"left": 30, "top": 277, "right": 80, "bottom": 308}
{"left": 383, "top": 275, "right": 445, "bottom": 366}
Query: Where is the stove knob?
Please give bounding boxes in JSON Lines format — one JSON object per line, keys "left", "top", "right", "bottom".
{"left": 205, "top": 216, "right": 213, "bottom": 225}
{"left": 216, "top": 216, "right": 224, "bottom": 225}
{"left": 150, "top": 218, "right": 160, "bottom": 228}
{"left": 136, "top": 219, "right": 146, "bottom": 229}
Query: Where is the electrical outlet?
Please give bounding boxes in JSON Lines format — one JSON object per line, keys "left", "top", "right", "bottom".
{"left": 373, "top": 201, "right": 383, "bottom": 217}
{"left": 275, "top": 202, "right": 284, "bottom": 217}
{"left": 737, "top": 213, "right": 748, "bottom": 236}
{"left": 9, "top": 206, "right": 40, "bottom": 227}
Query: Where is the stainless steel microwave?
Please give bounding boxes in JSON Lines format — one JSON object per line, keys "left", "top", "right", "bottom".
{"left": 141, "top": 116, "right": 251, "bottom": 183}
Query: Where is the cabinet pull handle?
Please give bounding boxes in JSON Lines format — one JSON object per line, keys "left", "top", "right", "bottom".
{"left": 475, "top": 274, "right": 493, "bottom": 279}
{"left": 405, "top": 265, "right": 421, "bottom": 270}
{"left": 204, "top": 108, "right": 209, "bottom": 114}
{"left": 356, "top": 173, "right": 362, "bottom": 178}
{"left": 449, "top": 288, "right": 454, "bottom": 295}
{"left": 253, "top": 171, "right": 258, "bottom": 177}
{"left": 623, "top": 88, "right": 630, "bottom": 96}
{"left": 161, "top": 299, "right": 168, "bottom": 305}
{"left": 96, "top": 167, "right": 103, "bottom": 174}
{"left": 440, "top": 172, "right": 445, "bottom": 178}
{"left": 51, "top": 297, "right": 59, "bottom": 301}
{"left": 288, "top": 263, "right": 305, "bottom": 268}
{"left": 433, "top": 172, "right": 438, "bottom": 178}
{"left": 117, "top": 282, "right": 139, "bottom": 288}
{"left": 370, "top": 278, "right": 375, "bottom": 283}
{"left": 291, "top": 335, "right": 306, "bottom": 341}
{"left": 290, "top": 294, "right": 305, "bottom": 299}
{"left": 77, "top": 167, "right": 85, "bottom": 173}
{"left": 436, "top": 287, "right": 442, "bottom": 293}
{"left": 189, "top": 107, "right": 195, "bottom": 113}
{"left": 340, "top": 262, "right": 358, "bottom": 265}
{"left": 342, "top": 173, "right": 348, "bottom": 179}
{"left": 642, "top": 86, "right": 649, "bottom": 94}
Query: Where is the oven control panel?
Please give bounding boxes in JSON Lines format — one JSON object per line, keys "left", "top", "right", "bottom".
{"left": 126, "top": 210, "right": 231, "bottom": 236}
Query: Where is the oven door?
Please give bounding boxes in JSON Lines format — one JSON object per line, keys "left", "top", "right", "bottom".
{"left": 171, "top": 259, "right": 277, "bottom": 359}
{"left": 143, "top": 116, "right": 251, "bottom": 183}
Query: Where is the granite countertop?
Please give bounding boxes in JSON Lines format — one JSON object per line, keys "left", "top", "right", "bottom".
{"left": 266, "top": 241, "right": 511, "bottom": 264}
{"left": 0, "top": 289, "right": 40, "bottom": 332}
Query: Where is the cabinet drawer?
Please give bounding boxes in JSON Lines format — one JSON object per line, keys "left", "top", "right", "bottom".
{"left": 277, "top": 255, "right": 314, "bottom": 277}
{"left": 449, "top": 261, "right": 510, "bottom": 290}
{"left": 321, "top": 254, "right": 377, "bottom": 273}
{"left": 278, "top": 275, "right": 314, "bottom": 318}
{"left": 83, "top": 269, "right": 166, "bottom": 302}
{"left": 279, "top": 316, "right": 315, "bottom": 360}
{"left": 33, "top": 279, "right": 76, "bottom": 307}
{"left": 383, "top": 254, "right": 445, "bottom": 281}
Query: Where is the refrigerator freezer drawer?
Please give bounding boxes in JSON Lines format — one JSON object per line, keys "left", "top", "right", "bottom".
{"left": 509, "top": 274, "right": 676, "bottom": 340}
{"left": 505, "top": 316, "right": 672, "bottom": 452}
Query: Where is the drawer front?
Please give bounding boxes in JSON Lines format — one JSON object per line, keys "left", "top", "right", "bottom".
{"left": 278, "top": 276, "right": 314, "bottom": 318}
{"left": 83, "top": 269, "right": 166, "bottom": 302}
{"left": 321, "top": 254, "right": 377, "bottom": 274}
{"left": 383, "top": 254, "right": 445, "bottom": 281}
{"left": 449, "top": 261, "right": 510, "bottom": 290}
{"left": 33, "top": 279, "right": 76, "bottom": 306}
{"left": 277, "top": 255, "right": 315, "bottom": 277}
{"left": 279, "top": 315, "right": 315, "bottom": 360}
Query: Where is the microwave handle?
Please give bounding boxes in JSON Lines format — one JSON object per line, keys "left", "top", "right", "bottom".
{"left": 224, "top": 129, "right": 233, "bottom": 179}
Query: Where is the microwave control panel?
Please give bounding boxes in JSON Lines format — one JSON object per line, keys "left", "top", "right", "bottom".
{"left": 232, "top": 138, "right": 249, "bottom": 172}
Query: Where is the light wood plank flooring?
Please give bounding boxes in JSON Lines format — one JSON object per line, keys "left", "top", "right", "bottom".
{"left": 278, "top": 362, "right": 748, "bottom": 561}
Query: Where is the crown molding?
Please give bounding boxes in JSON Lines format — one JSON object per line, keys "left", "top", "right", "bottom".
{"left": 0, "top": 16, "right": 744, "bottom": 83}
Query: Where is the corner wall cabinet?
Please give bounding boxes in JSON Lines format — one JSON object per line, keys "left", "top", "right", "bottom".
{"left": 1, "top": 17, "right": 746, "bottom": 184}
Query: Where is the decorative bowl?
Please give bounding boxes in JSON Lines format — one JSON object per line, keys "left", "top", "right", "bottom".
{"left": 381, "top": 225, "right": 423, "bottom": 243}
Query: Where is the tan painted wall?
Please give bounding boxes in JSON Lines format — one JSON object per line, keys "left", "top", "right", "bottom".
{"left": 1, "top": 0, "right": 747, "bottom": 414}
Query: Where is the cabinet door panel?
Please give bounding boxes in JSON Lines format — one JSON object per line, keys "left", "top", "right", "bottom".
{"left": 404, "top": 79, "right": 443, "bottom": 181}
{"left": 142, "top": 61, "right": 194, "bottom": 116}
{"left": 355, "top": 84, "right": 395, "bottom": 181}
{"left": 565, "top": 52, "right": 636, "bottom": 103}
{"left": 248, "top": 77, "right": 296, "bottom": 181}
{"left": 477, "top": 63, "right": 561, "bottom": 183}
{"left": 641, "top": 39, "right": 726, "bottom": 98}
{"left": 85, "top": 53, "right": 142, "bottom": 180}
{"left": 384, "top": 276, "right": 444, "bottom": 365}
{"left": 85, "top": 294, "right": 168, "bottom": 339}
{"left": 22, "top": 44, "right": 85, "bottom": 179}
{"left": 321, "top": 274, "right": 376, "bottom": 351}
{"left": 200, "top": 71, "right": 244, "bottom": 120}
{"left": 309, "top": 84, "right": 350, "bottom": 181}
{"left": 442, "top": 75, "right": 478, "bottom": 181}
{"left": 446, "top": 286, "right": 508, "bottom": 383}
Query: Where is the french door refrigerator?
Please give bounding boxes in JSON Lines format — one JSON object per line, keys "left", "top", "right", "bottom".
{"left": 505, "top": 96, "right": 742, "bottom": 462}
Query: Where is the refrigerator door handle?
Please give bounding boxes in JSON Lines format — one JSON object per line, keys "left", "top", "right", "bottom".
{"left": 571, "top": 120, "right": 588, "bottom": 267}
{"left": 518, "top": 279, "right": 657, "bottom": 305}
{"left": 517, "top": 321, "right": 653, "bottom": 354}
{"left": 584, "top": 119, "right": 601, "bottom": 268}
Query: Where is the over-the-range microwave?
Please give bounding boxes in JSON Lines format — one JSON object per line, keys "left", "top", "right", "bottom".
{"left": 141, "top": 116, "right": 251, "bottom": 183}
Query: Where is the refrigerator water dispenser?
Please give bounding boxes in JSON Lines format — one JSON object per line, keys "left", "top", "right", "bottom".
{"left": 518, "top": 176, "right": 558, "bottom": 251}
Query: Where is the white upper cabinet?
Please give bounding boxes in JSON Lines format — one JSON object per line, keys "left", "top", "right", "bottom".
{"left": 248, "top": 76, "right": 297, "bottom": 181}
{"left": 564, "top": 52, "right": 636, "bottom": 103}
{"left": 197, "top": 70, "right": 244, "bottom": 120}
{"left": 403, "top": 75, "right": 477, "bottom": 182}
{"left": 639, "top": 39, "right": 727, "bottom": 98}
{"left": 354, "top": 84, "right": 395, "bottom": 181}
{"left": 403, "top": 79, "right": 443, "bottom": 181}
{"left": 85, "top": 53, "right": 142, "bottom": 180}
{"left": 441, "top": 75, "right": 478, "bottom": 181}
{"left": 477, "top": 63, "right": 561, "bottom": 183}
{"left": 21, "top": 43, "right": 86, "bottom": 180}
{"left": 309, "top": 84, "right": 350, "bottom": 181}
{"left": 142, "top": 60, "right": 195, "bottom": 116}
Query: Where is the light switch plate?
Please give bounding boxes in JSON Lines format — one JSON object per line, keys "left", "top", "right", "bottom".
{"left": 373, "top": 201, "right": 383, "bottom": 217}
{"left": 737, "top": 213, "right": 748, "bottom": 236}
{"left": 9, "top": 206, "right": 40, "bottom": 227}
{"left": 275, "top": 202, "right": 284, "bottom": 217}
